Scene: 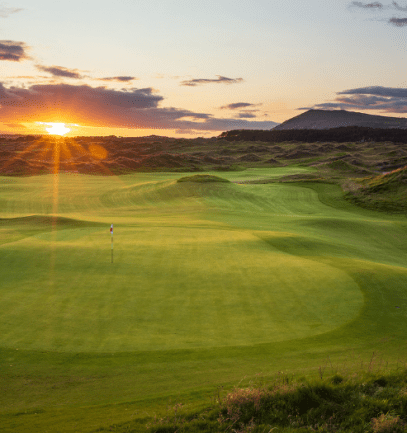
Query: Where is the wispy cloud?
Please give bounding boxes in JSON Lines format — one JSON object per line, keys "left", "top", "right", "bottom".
{"left": 349, "top": 1, "right": 407, "bottom": 26}
{"left": 5, "top": 75, "right": 45, "bottom": 79}
{"left": 337, "top": 86, "right": 407, "bottom": 97}
{"left": 0, "top": 82, "right": 277, "bottom": 131}
{"left": 0, "top": 3, "right": 23, "bottom": 18}
{"left": 0, "top": 40, "right": 29, "bottom": 61}
{"left": 392, "top": 1, "right": 407, "bottom": 11}
{"left": 4, "top": 122, "right": 25, "bottom": 128}
{"left": 349, "top": 1, "right": 407, "bottom": 9}
{"left": 220, "top": 102, "right": 260, "bottom": 110}
{"left": 350, "top": 1, "right": 384, "bottom": 8}
{"left": 180, "top": 75, "right": 244, "bottom": 87}
{"left": 236, "top": 112, "right": 257, "bottom": 118}
{"left": 35, "top": 65, "right": 83, "bottom": 79}
{"left": 389, "top": 16, "right": 407, "bottom": 24}
{"left": 98, "top": 76, "right": 138, "bottom": 82}
{"left": 299, "top": 86, "right": 407, "bottom": 113}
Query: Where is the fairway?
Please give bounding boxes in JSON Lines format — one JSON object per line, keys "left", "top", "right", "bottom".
{"left": 1, "top": 167, "right": 407, "bottom": 431}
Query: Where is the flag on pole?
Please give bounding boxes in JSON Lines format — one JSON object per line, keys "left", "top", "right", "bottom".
{"left": 110, "top": 224, "right": 114, "bottom": 263}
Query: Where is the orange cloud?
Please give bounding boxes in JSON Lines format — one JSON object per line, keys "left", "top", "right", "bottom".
{"left": 0, "top": 82, "right": 278, "bottom": 131}
{"left": 98, "top": 76, "right": 138, "bottom": 82}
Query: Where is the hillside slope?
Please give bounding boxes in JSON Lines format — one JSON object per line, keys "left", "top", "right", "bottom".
{"left": 345, "top": 166, "right": 407, "bottom": 213}
{"left": 274, "top": 109, "right": 407, "bottom": 130}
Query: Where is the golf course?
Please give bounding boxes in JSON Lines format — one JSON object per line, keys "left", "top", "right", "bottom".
{"left": 1, "top": 165, "right": 407, "bottom": 432}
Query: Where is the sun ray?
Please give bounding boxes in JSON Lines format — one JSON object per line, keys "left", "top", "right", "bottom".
{"left": 50, "top": 145, "right": 59, "bottom": 284}
{"left": 37, "top": 140, "right": 54, "bottom": 161}
{"left": 68, "top": 138, "right": 118, "bottom": 177}
{"left": 0, "top": 138, "right": 46, "bottom": 174}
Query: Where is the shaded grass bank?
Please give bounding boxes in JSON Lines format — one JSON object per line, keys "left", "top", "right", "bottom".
{"left": 146, "top": 364, "right": 407, "bottom": 433}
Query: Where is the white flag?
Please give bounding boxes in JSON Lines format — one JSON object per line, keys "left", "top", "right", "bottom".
{"left": 110, "top": 224, "right": 113, "bottom": 235}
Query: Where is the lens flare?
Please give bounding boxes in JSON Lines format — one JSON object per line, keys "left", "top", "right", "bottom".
{"left": 45, "top": 123, "right": 71, "bottom": 136}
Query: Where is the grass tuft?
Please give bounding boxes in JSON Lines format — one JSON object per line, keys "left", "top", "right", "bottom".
{"left": 371, "top": 413, "right": 405, "bottom": 433}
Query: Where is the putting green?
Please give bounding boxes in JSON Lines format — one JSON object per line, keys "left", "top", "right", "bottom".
{"left": 0, "top": 224, "right": 362, "bottom": 352}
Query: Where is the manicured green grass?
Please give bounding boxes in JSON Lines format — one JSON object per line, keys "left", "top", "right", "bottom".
{"left": 177, "top": 174, "right": 231, "bottom": 183}
{"left": 0, "top": 167, "right": 406, "bottom": 432}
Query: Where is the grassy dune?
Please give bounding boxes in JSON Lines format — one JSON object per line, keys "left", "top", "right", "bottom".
{"left": 0, "top": 167, "right": 406, "bottom": 432}
{"left": 346, "top": 165, "right": 407, "bottom": 213}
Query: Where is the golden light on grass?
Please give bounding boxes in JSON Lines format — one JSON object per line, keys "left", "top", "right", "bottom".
{"left": 45, "top": 122, "right": 71, "bottom": 136}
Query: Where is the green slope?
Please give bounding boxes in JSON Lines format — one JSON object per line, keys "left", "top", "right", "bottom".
{"left": 0, "top": 168, "right": 406, "bottom": 432}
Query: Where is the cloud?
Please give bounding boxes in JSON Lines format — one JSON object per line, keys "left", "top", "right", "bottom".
{"left": 236, "top": 112, "right": 257, "bottom": 118}
{"left": 0, "top": 4, "right": 23, "bottom": 18}
{"left": 0, "top": 82, "right": 162, "bottom": 112}
{"left": 389, "top": 16, "right": 407, "bottom": 25}
{"left": 350, "top": 1, "right": 384, "bottom": 8}
{"left": 337, "top": 86, "right": 407, "bottom": 97}
{"left": 349, "top": 1, "right": 407, "bottom": 24}
{"left": 35, "top": 65, "right": 83, "bottom": 79}
{"left": 220, "top": 102, "right": 263, "bottom": 118}
{"left": 392, "top": 1, "right": 407, "bottom": 11}
{"left": 220, "top": 102, "right": 260, "bottom": 110}
{"left": 4, "top": 123, "right": 25, "bottom": 128}
{"left": 0, "top": 40, "right": 29, "bottom": 61}
{"left": 336, "top": 94, "right": 391, "bottom": 105}
{"left": 0, "top": 82, "right": 278, "bottom": 131}
{"left": 5, "top": 75, "right": 44, "bottom": 79}
{"left": 299, "top": 86, "right": 407, "bottom": 113}
{"left": 98, "top": 76, "right": 138, "bottom": 82}
{"left": 180, "top": 75, "right": 244, "bottom": 87}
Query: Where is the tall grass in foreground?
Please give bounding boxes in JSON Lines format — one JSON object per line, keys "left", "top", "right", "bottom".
{"left": 143, "top": 356, "right": 407, "bottom": 433}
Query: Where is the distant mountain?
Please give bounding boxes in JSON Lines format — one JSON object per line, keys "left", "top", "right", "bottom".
{"left": 273, "top": 109, "right": 407, "bottom": 130}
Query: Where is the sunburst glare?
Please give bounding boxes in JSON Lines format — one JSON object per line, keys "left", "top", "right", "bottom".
{"left": 44, "top": 123, "right": 71, "bottom": 136}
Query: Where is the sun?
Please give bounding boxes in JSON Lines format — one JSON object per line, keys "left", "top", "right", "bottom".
{"left": 45, "top": 123, "right": 71, "bottom": 136}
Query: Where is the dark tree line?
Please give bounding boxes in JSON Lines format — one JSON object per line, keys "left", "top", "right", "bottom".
{"left": 218, "top": 126, "right": 407, "bottom": 144}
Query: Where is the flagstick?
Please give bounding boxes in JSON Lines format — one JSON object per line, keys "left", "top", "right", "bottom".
{"left": 110, "top": 224, "right": 114, "bottom": 263}
{"left": 111, "top": 233, "right": 113, "bottom": 263}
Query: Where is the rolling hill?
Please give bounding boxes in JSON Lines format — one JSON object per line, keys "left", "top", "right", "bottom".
{"left": 273, "top": 109, "right": 407, "bottom": 130}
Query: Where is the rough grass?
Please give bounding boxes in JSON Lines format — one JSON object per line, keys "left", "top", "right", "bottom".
{"left": 345, "top": 166, "right": 407, "bottom": 213}
{"left": 362, "top": 165, "right": 407, "bottom": 193}
{"left": 145, "top": 366, "right": 407, "bottom": 432}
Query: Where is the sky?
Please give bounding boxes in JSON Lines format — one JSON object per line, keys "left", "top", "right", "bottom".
{"left": 1, "top": 0, "right": 407, "bottom": 137}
